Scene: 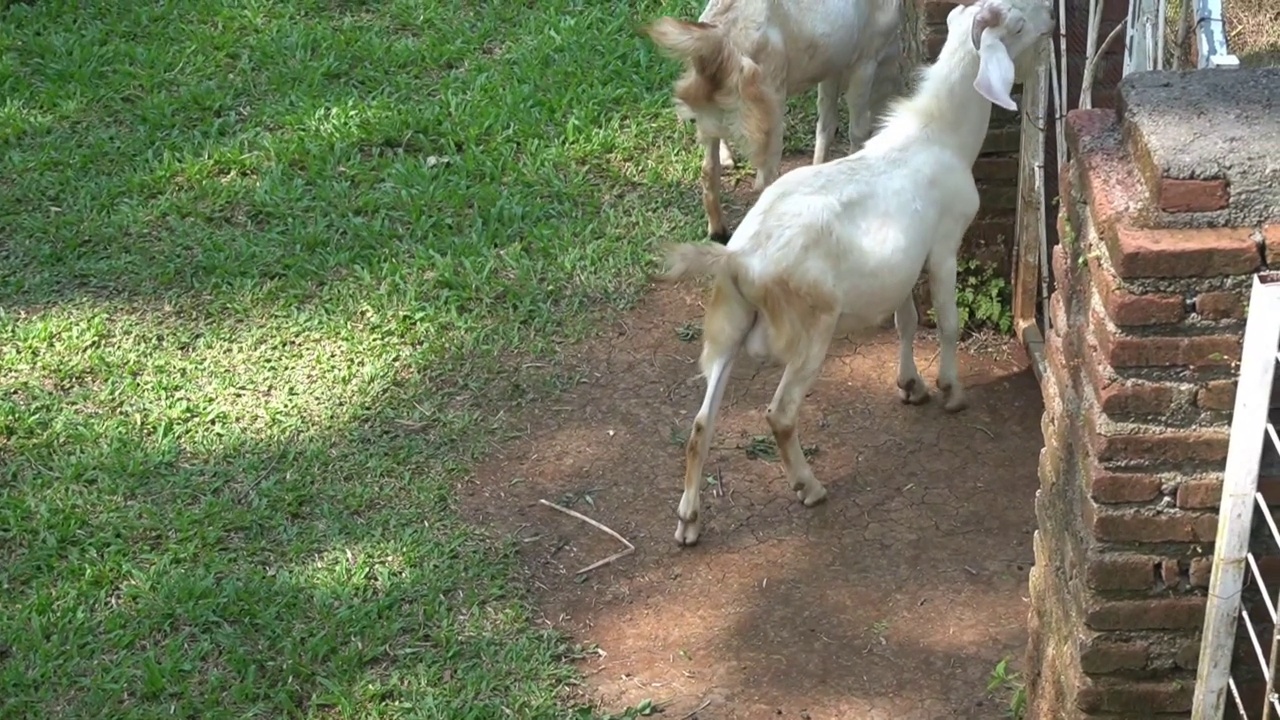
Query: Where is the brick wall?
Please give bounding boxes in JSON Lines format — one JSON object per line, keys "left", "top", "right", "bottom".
{"left": 1023, "top": 74, "right": 1279, "bottom": 716}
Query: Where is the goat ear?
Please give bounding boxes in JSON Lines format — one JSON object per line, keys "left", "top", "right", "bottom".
{"left": 973, "top": 28, "right": 1018, "bottom": 111}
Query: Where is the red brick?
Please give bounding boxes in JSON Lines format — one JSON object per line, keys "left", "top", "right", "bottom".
{"left": 1090, "top": 254, "right": 1186, "bottom": 326}
{"left": 1176, "top": 478, "right": 1222, "bottom": 509}
{"left": 1195, "top": 291, "right": 1246, "bottom": 320}
{"left": 962, "top": 218, "right": 1014, "bottom": 246}
{"left": 1091, "top": 472, "right": 1164, "bottom": 503}
{"left": 1050, "top": 291, "right": 1069, "bottom": 341}
{"left": 1105, "top": 334, "right": 1241, "bottom": 368}
{"left": 1075, "top": 676, "right": 1194, "bottom": 714}
{"left": 1080, "top": 326, "right": 1172, "bottom": 415}
{"left": 1106, "top": 291, "right": 1186, "bottom": 327}
{"left": 1086, "top": 555, "right": 1159, "bottom": 591}
{"left": 1078, "top": 636, "right": 1149, "bottom": 674}
{"left": 1093, "top": 304, "right": 1241, "bottom": 368}
{"left": 1090, "top": 507, "right": 1218, "bottom": 543}
{"left": 1175, "top": 639, "right": 1200, "bottom": 670}
{"left": 1189, "top": 557, "right": 1212, "bottom": 587}
{"left": 1059, "top": 157, "right": 1076, "bottom": 208}
{"left": 1162, "top": 559, "right": 1181, "bottom": 587}
{"left": 1157, "top": 177, "right": 1230, "bottom": 213}
{"left": 977, "top": 183, "right": 1019, "bottom": 210}
{"left": 1196, "top": 379, "right": 1237, "bottom": 411}
{"left": 1079, "top": 329, "right": 1175, "bottom": 417}
{"left": 1066, "top": 110, "right": 1142, "bottom": 240}
{"left": 981, "top": 127, "right": 1021, "bottom": 154}
{"left": 924, "top": 32, "right": 946, "bottom": 59}
{"left": 973, "top": 156, "right": 1020, "bottom": 181}
{"left": 1106, "top": 225, "right": 1261, "bottom": 279}
{"left": 1052, "top": 244, "right": 1069, "bottom": 298}
{"left": 1267, "top": 224, "right": 1280, "bottom": 266}
{"left": 1096, "top": 380, "right": 1176, "bottom": 417}
{"left": 1085, "top": 596, "right": 1206, "bottom": 630}
{"left": 1089, "top": 425, "right": 1230, "bottom": 467}
{"left": 922, "top": 0, "right": 955, "bottom": 24}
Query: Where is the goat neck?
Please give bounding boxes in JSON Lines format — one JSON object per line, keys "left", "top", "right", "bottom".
{"left": 876, "top": 23, "right": 999, "bottom": 168}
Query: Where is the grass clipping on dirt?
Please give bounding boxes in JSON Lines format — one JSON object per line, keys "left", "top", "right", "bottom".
{"left": 0, "top": 0, "right": 706, "bottom": 717}
{"left": 1228, "top": 0, "right": 1280, "bottom": 67}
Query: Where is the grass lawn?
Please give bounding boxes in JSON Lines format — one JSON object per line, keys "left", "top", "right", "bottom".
{"left": 0, "top": 0, "right": 707, "bottom": 717}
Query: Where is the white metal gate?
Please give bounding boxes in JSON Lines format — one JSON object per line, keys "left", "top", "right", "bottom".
{"left": 1191, "top": 273, "right": 1280, "bottom": 719}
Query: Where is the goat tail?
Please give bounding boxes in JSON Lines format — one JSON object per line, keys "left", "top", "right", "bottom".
{"left": 656, "top": 241, "right": 737, "bottom": 284}
{"left": 644, "top": 17, "right": 726, "bottom": 67}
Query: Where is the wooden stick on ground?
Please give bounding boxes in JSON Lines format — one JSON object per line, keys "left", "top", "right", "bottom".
{"left": 538, "top": 498, "right": 636, "bottom": 575}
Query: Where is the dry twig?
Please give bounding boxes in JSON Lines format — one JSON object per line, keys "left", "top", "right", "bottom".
{"left": 539, "top": 498, "right": 636, "bottom": 575}
{"left": 680, "top": 699, "right": 714, "bottom": 720}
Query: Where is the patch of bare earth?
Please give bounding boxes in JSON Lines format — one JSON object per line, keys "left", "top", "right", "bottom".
{"left": 464, "top": 252, "right": 1044, "bottom": 718}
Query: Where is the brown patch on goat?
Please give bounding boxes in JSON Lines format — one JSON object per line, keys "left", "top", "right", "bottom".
{"left": 655, "top": 242, "right": 732, "bottom": 283}
{"left": 646, "top": 17, "right": 740, "bottom": 113}
{"left": 752, "top": 275, "right": 838, "bottom": 365}
{"left": 735, "top": 60, "right": 781, "bottom": 177}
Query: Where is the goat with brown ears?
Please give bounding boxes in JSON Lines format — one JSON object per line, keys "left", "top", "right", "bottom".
{"left": 645, "top": 0, "right": 905, "bottom": 242}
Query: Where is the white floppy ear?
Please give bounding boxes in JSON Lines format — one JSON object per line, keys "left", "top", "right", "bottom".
{"left": 974, "top": 27, "right": 1017, "bottom": 111}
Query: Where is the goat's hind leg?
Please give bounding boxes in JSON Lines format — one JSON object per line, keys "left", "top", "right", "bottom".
{"left": 766, "top": 313, "right": 837, "bottom": 507}
{"left": 676, "top": 283, "right": 751, "bottom": 546}
{"left": 894, "top": 294, "right": 930, "bottom": 405}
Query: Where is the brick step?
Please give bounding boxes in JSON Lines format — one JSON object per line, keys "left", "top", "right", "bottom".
{"left": 1117, "top": 68, "right": 1280, "bottom": 229}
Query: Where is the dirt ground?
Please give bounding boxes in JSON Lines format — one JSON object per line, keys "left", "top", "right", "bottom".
{"left": 462, "top": 157, "right": 1046, "bottom": 719}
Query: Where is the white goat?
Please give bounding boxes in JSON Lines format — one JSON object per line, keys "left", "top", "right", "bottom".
{"left": 657, "top": 0, "right": 1055, "bottom": 546}
{"left": 645, "top": 0, "right": 905, "bottom": 242}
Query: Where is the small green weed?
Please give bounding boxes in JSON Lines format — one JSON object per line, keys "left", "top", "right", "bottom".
{"left": 930, "top": 259, "right": 1015, "bottom": 335}
{"left": 744, "top": 435, "right": 818, "bottom": 461}
{"left": 987, "top": 657, "right": 1028, "bottom": 719}
{"left": 676, "top": 321, "right": 703, "bottom": 342}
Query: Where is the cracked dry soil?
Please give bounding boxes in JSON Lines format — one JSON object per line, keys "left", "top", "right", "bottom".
{"left": 463, "top": 279, "right": 1045, "bottom": 719}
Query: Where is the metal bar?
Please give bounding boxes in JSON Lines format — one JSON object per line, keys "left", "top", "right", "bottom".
{"left": 1156, "top": 0, "right": 1167, "bottom": 70}
{"left": 1265, "top": 604, "right": 1280, "bottom": 720}
{"left": 1258, "top": 491, "right": 1280, "bottom": 550}
{"left": 1242, "top": 605, "right": 1272, "bottom": 680}
{"left": 1268, "top": 421, "right": 1280, "bottom": 456}
{"left": 1194, "top": 0, "right": 1239, "bottom": 68}
{"left": 1194, "top": 275, "right": 1280, "bottom": 720}
{"left": 1247, "top": 551, "right": 1278, "bottom": 623}
{"left": 1230, "top": 675, "right": 1249, "bottom": 718}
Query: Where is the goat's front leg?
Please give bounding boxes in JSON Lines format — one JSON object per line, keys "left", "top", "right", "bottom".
{"left": 701, "top": 136, "right": 729, "bottom": 243}
{"left": 843, "top": 60, "right": 879, "bottom": 154}
{"left": 927, "top": 254, "right": 968, "bottom": 412}
{"left": 766, "top": 313, "right": 837, "bottom": 507}
{"left": 813, "top": 77, "right": 841, "bottom": 165}
{"left": 752, "top": 115, "right": 784, "bottom": 191}
{"left": 893, "top": 294, "right": 929, "bottom": 405}
{"left": 718, "top": 139, "right": 735, "bottom": 171}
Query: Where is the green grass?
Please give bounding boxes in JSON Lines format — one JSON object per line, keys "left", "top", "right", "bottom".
{"left": 0, "top": 0, "right": 709, "bottom": 717}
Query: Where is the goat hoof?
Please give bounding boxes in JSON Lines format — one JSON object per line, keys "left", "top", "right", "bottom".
{"left": 675, "top": 519, "right": 701, "bottom": 546}
{"left": 938, "top": 381, "right": 968, "bottom": 412}
{"left": 896, "top": 377, "right": 930, "bottom": 405}
{"left": 708, "top": 229, "right": 730, "bottom": 245}
{"left": 797, "top": 482, "right": 828, "bottom": 507}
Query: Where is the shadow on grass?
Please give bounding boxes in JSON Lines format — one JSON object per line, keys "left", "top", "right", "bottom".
{"left": 0, "top": 0, "right": 719, "bottom": 717}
